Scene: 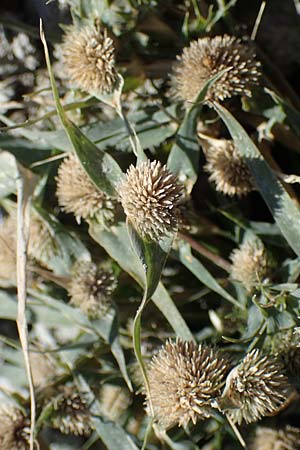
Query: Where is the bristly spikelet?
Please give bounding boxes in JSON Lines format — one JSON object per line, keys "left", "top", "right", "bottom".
{"left": 202, "top": 138, "right": 254, "bottom": 197}
{"left": 249, "top": 425, "right": 300, "bottom": 450}
{"left": 56, "top": 154, "right": 116, "bottom": 223}
{"left": 51, "top": 385, "right": 92, "bottom": 436}
{"left": 0, "top": 405, "right": 30, "bottom": 450}
{"left": 0, "top": 215, "right": 16, "bottom": 282}
{"left": 61, "top": 24, "right": 117, "bottom": 94}
{"left": 68, "top": 261, "right": 117, "bottom": 319}
{"left": 221, "top": 349, "right": 293, "bottom": 425}
{"left": 147, "top": 339, "right": 231, "bottom": 429}
{"left": 119, "top": 160, "right": 183, "bottom": 242}
{"left": 230, "top": 237, "right": 269, "bottom": 291}
{"left": 172, "top": 35, "right": 261, "bottom": 103}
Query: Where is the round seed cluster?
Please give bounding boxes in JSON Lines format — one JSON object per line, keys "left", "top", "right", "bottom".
{"left": 56, "top": 154, "right": 116, "bottom": 223}
{"left": 202, "top": 138, "right": 254, "bottom": 196}
{"left": 51, "top": 385, "right": 92, "bottom": 436}
{"left": 147, "top": 339, "right": 231, "bottom": 429}
{"left": 221, "top": 349, "right": 293, "bottom": 424}
{"left": 0, "top": 406, "right": 30, "bottom": 450}
{"left": 119, "top": 160, "right": 183, "bottom": 242}
{"left": 249, "top": 425, "right": 300, "bottom": 450}
{"left": 230, "top": 237, "right": 269, "bottom": 291}
{"left": 68, "top": 261, "right": 117, "bottom": 319}
{"left": 61, "top": 24, "right": 117, "bottom": 94}
{"left": 173, "top": 34, "right": 261, "bottom": 103}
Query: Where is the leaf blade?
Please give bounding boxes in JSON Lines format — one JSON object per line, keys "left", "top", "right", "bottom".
{"left": 213, "top": 101, "right": 300, "bottom": 257}
{"left": 89, "top": 222, "right": 193, "bottom": 340}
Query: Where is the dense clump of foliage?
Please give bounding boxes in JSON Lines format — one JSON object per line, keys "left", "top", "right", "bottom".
{"left": 1, "top": 1, "right": 300, "bottom": 449}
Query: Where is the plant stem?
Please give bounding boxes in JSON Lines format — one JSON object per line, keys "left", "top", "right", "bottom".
{"left": 179, "top": 232, "right": 231, "bottom": 273}
{"left": 16, "top": 169, "right": 36, "bottom": 450}
{"left": 116, "top": 105, "right": 147, "bottom": 164}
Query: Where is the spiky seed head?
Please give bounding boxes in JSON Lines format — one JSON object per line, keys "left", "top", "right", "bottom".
{"left": 202, "top": 138, "right": 254, "bottom": 197}
{"left": 56, "top": 154, "right": 116, "bottom": 223}
{"left": 51, "top": 385, "right": 92, "bottom": 436}
{"left": 221, "top": 349, "right": 293, "bottom": 425}
{"left": 0, "top": 215, "right": 16, "bottom": 282}
{"left": 0, "top": 405, "right": 30, "bottom": 450}
{"left": 230, "top": 237, "right": 269, "bottom": 291}
{"left": 147, "top": 339, "right": 231, "bottom": 429}
{"left": 100, "top": 384, "right": 131, "bottom": 421}
{"left": 172, "top": 34, "right": 261, "bottom": 104}
{"left": 119, "top": 160, "right": 183, "bottom": 242}
{"left": 68, "top": 261, "right": 116, "bottom": 319}
{"left": 250, "top": 425, "right": 300, "bottom": 450}
{"left": 61, "top": 24, "right": 117, "bottom": 94}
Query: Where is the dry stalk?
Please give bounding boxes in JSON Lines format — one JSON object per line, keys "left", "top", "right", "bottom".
{"left": 16, "top": 164, "right": 38, "bottom": 450}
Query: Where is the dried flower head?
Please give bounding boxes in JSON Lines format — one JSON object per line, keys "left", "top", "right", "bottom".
{"left": 61, "top": 24, "right": 117, "bottom": 94}
{"left": 119, "top": 160, "right": 183, "bottom": 242}
{"left": 173, "top": 35, "right": 261, "bottom": 103}
{"left": 249, "top": 425, "right": 300, "bottom": 450}
{"left": 51, "top": 385, "right": 92, "bottom": 436}
{"left": 56, "top": 154, "right": 116, "bottom": 223}
{"left": 0, "top": 214, "right": 16, "bottom": 282}
{"left": 201, "top": 138, "right": 254, "bottom": 197}
{"left": 221, "top": 349, "right": 292, "bottom": 424}
{"left": 0, "top": 405, "right": 30, "bottom": 450}
{"left": 230, "top": 237, "right": 269, "bottom": 291}
{"left": 100, "top": 384, "right": 131, "bottom": 421}
{"left": 68, "top": 261, "right": 116, "bottom": 319}
{"left": 147, "top": 339, "right": 230, "bottom": 429}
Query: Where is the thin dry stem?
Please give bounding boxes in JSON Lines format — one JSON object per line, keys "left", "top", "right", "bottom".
{"left": 178, "top": 232, "right": 231, "bottom": 273}
{"left": 251, "top": 1, "right": 267, "bottom": 41}
{"left": 16, "top": 166, "right": 37, "bottom": 450}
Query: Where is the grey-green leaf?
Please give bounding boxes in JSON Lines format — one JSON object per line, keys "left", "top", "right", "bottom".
{"left": 213, "top": 101, "right": 300, "bottom": 257}
{"left": 167, "top": 68, "right": 231, "bottom": 193}
{"left": 64, "top": 122, "right": 124, "bottom": 196}
{"left": 127, "top": 220, "right": 173, "bottom": 300}
{"left": 177, "top": 241, "right": 241, "bottom": 309}
{"left": 78, "top": 376, "right": 139, "bottom": 450}
{"left": 167, "top": 105, "right": 200, "bottom": 194}
{"left": 29, "top": 293, "right": 131, "bottom": 388}
{"left": 89, "top": 221, "right": 193, "bottom": 340}
{"left": 0, "top": 151, "right": 18, "bottom": 198}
